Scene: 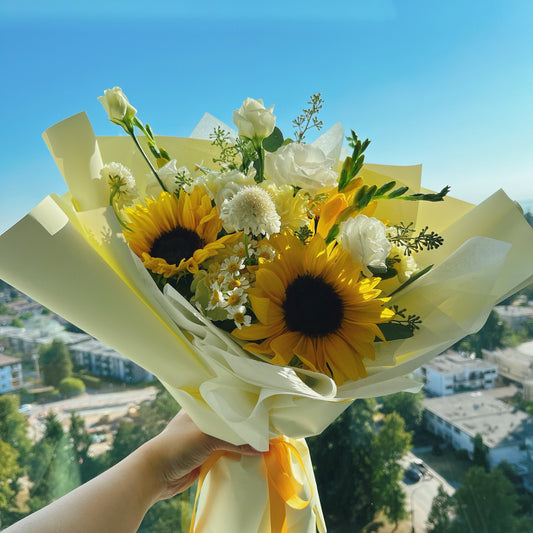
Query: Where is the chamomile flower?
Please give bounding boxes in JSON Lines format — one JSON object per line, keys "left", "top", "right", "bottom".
{"left": 229, "top": 306, "right": 252, "bottom": 329}
{"left": 220, "top": 256, "right": 246, "bottom": 276}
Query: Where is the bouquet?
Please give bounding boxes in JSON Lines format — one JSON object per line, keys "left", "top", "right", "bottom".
{"left": 1, "top": 88, "right": 532, "bottom": 532}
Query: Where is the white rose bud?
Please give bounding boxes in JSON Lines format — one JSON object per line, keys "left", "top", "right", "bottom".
{"left": 338, "top": 215, "right": 391, "bottom": 276}
{"left": 98, "top": 87, "right": 137, "bottom": 131}
{"left": 264, "top": 142, "right": 338, "bottom": 195}
{"left": 233, "top": 98, "right": 276, "bottom": 140}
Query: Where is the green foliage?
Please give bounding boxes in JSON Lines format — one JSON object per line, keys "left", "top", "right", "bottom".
{"left": 371, "top": 413, "right": 411, "bottom": 526}
{"left": 0, "top": 303, "right": 15, "bottom": 315}
{"left": 389, "top": 222, "right": 444, "bottom": 255}
{"left": 454, "top": 309, "right": 509, "bottom": 356}
{"left": 139, "top": 497, "right": 192, "bottom": 533}
{"left": 10, "top": 318, "right": 23, "bottom": 328}
{"left": 427, "top": 485, "right": 453, "bottom": 533}
{"left": 0, "top": 395, "right": 31, "bottom": 461}
{"left": 29, "top": 413, "right": 80, "bottom": 509}
{"left": 308, "top": 399, "right": 377, "bottom": 530}
{"left": 74, "top": 372, "right": 102, "bottom": 390}
{"left": 380, "top": 390, "right": 424, "bottom": 431}
{"left": 525, "top": 211, "right": 533, "bottom": 228}
{"left": 293, "top": 93, "right": 324, "bottom": 142}
{"left": 59, "top": 377, "right": 85, "bottom": 397}
{"left": 262, "top": 127, "right": 284, "bottom": 152}
{"left": 337, "top": 131, "right": 370, "bottom": 193}
{"left": 0, "top": 440, "right": 20, "bottom": 509}
{"left": 309, "top": 399, "right": 412, "bottom": 531}
{"left": 472, "top": 434, "right": 488, "bottom": 470}
{"left": 450, "top": 467, "right": 519, "bottom": 533}
{"left": 18, "top": 311, "right": 33, "bottom": 320}
{"left": 40, "top": 339, "right": 73, "bottom": 388}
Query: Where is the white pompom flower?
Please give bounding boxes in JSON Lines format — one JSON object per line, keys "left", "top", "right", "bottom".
{"left": 100, "top": 162, "right": 137, "bottom": 208}
{"left": 220, "top": 185, "right": 281, "bottom": 237}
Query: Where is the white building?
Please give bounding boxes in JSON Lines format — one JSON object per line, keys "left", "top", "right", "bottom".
{"left": 0, "top": 353, "right": 23, "bottom": 393}
{"left": 69, "top": 339, "right": 152, "bottom": 383}
{"left": 494, "top": 304, "right": 533, "bottom": 329}
{"left": 483, "top": 341, "right": 533, "bottom": 398}
{"left": 424, "top": 391, "right": 533, "bottom": 476}
{"left": 417, "top": 351, "right": 498, "bottom": 396}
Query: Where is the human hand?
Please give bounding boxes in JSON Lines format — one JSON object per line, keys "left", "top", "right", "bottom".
{"left": 140, "top": 409, "right": 261, "bottom": 500}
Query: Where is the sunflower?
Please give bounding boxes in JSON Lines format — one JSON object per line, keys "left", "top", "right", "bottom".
{"left": 232, "top": 234, "right": 394, "bottom": 384}
{"left": 125, "top": 187, "right": 237, "bottom": 277}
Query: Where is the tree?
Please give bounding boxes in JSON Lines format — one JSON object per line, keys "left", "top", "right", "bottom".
{"left": 454, "top": 310, "right": 509, "bottom": 356}
{"left": 472, "top": 433, "right": 488, "bottom": 470}
{"left": 0, "top": 440, "right": 21, "bottom": 518}
{"left": 106, "top": 420, "right": 148, "bottom": 468}
{"left": 450, "top": 467, "right": 518, "bottom": 533}
{"left": 427, "top": 485, "right": 453, "bottom": 533}
{"left": 28, "top": 413, "right": 80, "bottom": 510}
{"left": 380, "top": 390, "right": 424, "bottom": 431}
{"left": 0, "top": 395, "right": 31, "bottom": 462}
{"left": 40, "top": 339, "right": 72, "bottom": 388}
{"left": 59, "top": 377, "right": 85, "bottom": 397}
{"left": 10, "top": 318, "right": 23, "bottom": 328}
{"left": 371, "top": 413, "right": 411, "bottom": 528}
{"left": 308, "top": 399, "right": 378, "bottom": 532}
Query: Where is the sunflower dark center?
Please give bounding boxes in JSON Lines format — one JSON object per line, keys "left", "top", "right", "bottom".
{"left": 282, "top": 274, "right": 344, "bottom": 337}
{"left": 150, "top": 227, "right": 205, "bottom": 266}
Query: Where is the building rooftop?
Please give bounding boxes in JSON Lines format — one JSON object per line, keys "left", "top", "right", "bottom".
{"left": 495, "top": 305, "right": 533, "bottom": 319}
{"left": 424, "top": 391, "right": 533, "bottom": 449}
{"left": 0, "top": 353, "right": 21, "bottom": 367}
{"left": 484, "top": 341, "right": 533, "bottom": 362}
{"left": 423, "top": 350, "right": 495, "bottom": 375}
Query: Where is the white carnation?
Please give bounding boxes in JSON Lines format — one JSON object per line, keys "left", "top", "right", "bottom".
{"left": 264, "top": 143, "right": 338, "bottom": 194}
{"left": 338, "top": 215, "right": 391, "bottom": 276}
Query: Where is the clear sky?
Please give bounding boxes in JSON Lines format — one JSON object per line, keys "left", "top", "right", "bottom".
{"left": 1, "top": 0, "right": 532, "bottom": 233}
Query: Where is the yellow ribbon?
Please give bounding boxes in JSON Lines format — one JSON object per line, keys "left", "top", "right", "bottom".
{"left": 189, "top": 437, "right": 313, "bottom": 533}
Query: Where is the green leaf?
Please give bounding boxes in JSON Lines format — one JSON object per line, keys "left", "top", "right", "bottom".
{"left": 375, "top": 181, "right": 397, "bottom": 197}
{"left": 376, "top": 323, "right": 415, "bottom": 342}
{"left": 389, "top": 264, "right": 433, "bottom": 297}
{"left": 325, "top": 223, "right": 340, "bottom": 244}
{"left": 262, "top": 127, "right": 284, "bottom": 152}
{"left": 387, "top": 186, "right": 409, "bottom": 199}
{"left": 368, "top": 265, "right": 398, "bottom": 280}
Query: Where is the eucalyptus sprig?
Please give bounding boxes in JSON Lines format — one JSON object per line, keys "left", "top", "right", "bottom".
{"left": 293, "top": 93, "right": 324, "bottom": 143}
{"left": 389, "top": 222, "right": 444, "bottom": 255}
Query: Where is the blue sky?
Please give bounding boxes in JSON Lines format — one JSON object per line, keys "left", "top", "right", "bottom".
{"left": 1, "top": 0, "right": 532, "bottom": 233}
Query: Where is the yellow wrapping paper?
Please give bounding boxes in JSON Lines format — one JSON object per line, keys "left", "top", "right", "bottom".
{"left": 1, "top": 112, "right": 532, "bottom": 532}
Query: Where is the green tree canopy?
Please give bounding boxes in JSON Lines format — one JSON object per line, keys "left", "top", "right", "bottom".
{"left": 0, "top": 440, "right": 21, "bottom": 509}
{"left": 59, "top": 377, "right": 85, "bottom": 397}
{"left": 0, "top": 395, "right": 31, "bottom": 460}
{"left": 308, "top": 399, "right": 378, "bottom": 531}
{"left": 380, "top": 390, "right": 424, "bottom": 431}
{"left": 427, "top": 485, "right": 453, "bottom": 533}
{"left": 450, "top": 467, "right": 519, "bottom": 533}
{"left": 40, "top": 339, "right": 72, "bottom": 388}
{"left": 371, "top": 413, "right": 411, "bottom": 528}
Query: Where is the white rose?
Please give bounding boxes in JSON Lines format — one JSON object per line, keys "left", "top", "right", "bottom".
{"left": 233, "top": 98, "right": 276, "bottom": 140}
{"left": 98, "top": 87, "right": 137, "bottom": 129}
{"left": 338, "top": 215, "right": 391, "bottom": 276}
{"left": 264, "top": 143, "right": 338, "bottom": 195}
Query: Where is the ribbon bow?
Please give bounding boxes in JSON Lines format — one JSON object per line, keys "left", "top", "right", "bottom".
{"left": 190, "top": 437, "right": 313, "bottom": 533}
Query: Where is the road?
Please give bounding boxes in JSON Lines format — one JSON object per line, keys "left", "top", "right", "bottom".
{"left": 25, "top": 387, "right": 158, "bottom": 439}
{"left": 400, "top": 451, "right": 455, "bottom": 533}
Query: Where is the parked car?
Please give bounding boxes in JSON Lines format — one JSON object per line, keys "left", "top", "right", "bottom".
{"left": 404, "top": 467, "right": 422, "bottom": 482}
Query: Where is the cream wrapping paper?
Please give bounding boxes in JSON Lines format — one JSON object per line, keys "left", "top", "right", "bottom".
{"left": 1, "top": 112, "right": 532, "bottom": 532}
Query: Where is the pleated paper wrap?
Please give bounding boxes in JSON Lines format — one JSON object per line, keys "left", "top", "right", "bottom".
{"left": 1, "top": 112, "right": 532, "bottom": 532}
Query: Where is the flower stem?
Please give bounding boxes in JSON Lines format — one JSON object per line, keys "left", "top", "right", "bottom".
{"left": 128, "top": 129, "right": 168, "bottom": 192}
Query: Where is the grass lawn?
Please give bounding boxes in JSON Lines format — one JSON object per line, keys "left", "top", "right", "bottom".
{"left": 417, "top": 447, "right": 471, "bottom": 484}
